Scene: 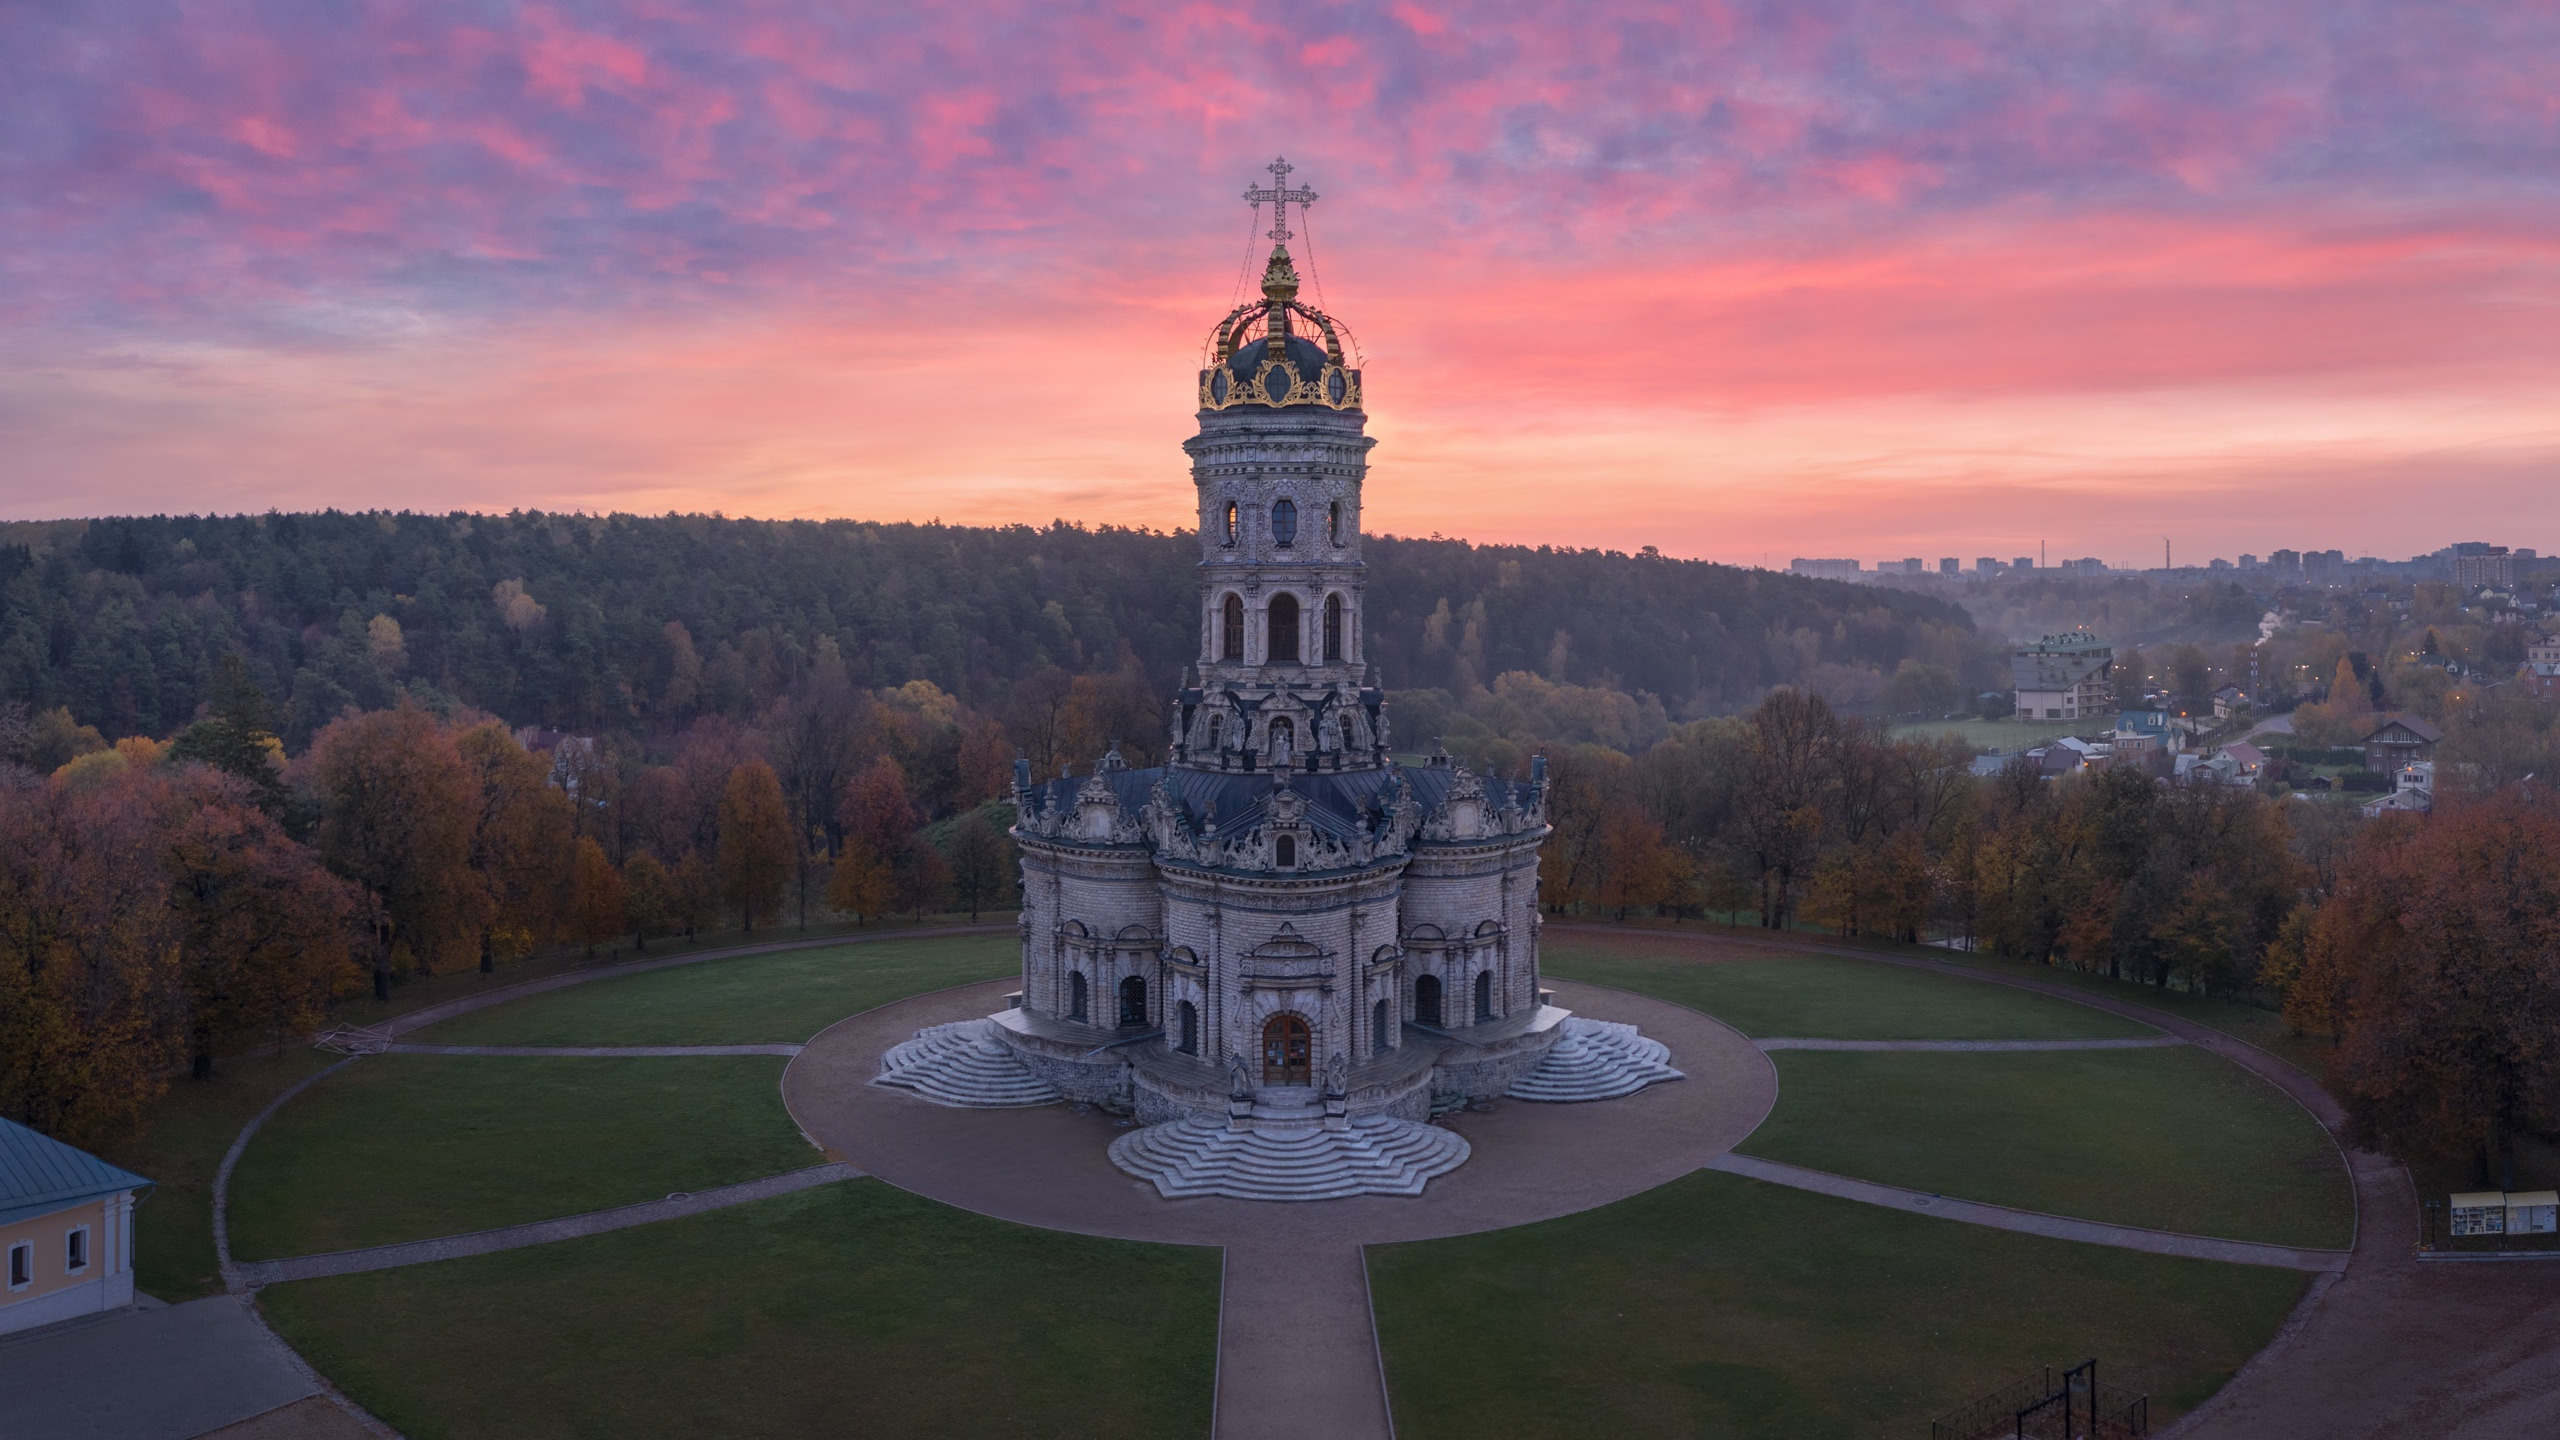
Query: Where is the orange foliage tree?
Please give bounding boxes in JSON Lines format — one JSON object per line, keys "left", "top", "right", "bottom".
{"left": 716, "top": 758, "right": 793, "bottom": 932}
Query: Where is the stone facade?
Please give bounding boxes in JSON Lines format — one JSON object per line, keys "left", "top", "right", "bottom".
{"left": 997, "top": 235, "right": 1564, "bottom": 1124}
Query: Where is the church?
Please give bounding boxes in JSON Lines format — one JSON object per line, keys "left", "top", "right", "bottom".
{"left": 875, "top": 162, "right": 1681, "bottom": 1201}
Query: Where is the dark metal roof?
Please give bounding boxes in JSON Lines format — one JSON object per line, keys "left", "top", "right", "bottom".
{"left": 1020, "top": 762, "right": 1534, "bottom": 846}
{"left": 0, "top": 1117, "right": 150, "bottom": 1227}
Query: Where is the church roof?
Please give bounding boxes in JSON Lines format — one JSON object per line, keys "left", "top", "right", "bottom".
{"left": 1017, "top": 762, "right": 1534, "bottom": 847}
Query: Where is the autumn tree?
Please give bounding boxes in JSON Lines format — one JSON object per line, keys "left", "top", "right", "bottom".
{"left": 162, "top": 768, "right": 365, "bottom": 1076}
{"left": 941, "top": 810, "right": 1015, "bottom": 922}
{"left": 568, "top": 838, "right": 626, "bottom": 956}
{"left": 622, "top": 851, "right": 675, "bottom": 949}
{"left": 716, "top": 759, "right": 792, "bottom": 932}
{"left": 826, "top": 836, "right": 896, "bottom": 923}
{"left": 304, "top": 702, "right": 489, "bottom": 997}
{"left": 458, "top": 722, "right": 575, "bottom": 969}
{"left": 839, "top": 757, "right": 929, "bottom": 918}
{"left": 2307, "top": 795, "right": 2560, "bottom": 1188}
{"left": 0, "top": 772, "right": 186, "bottom": 1143}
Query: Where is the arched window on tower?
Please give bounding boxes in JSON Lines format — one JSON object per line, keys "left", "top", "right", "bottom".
{"left": 1373, "top": 997, "right": 1394, "bottom": 1052}
{"left": 1271, "top": 498, "right": 1298, "bottom": 548}
{"left": 1068, "top": 971, "right": 1089, "bottom": 1022}
{"left": 1178, "top": 1000, "right": 1199, "bottom": 1055}
{"left": 1475, "top": 970, "right": 1494, "bottom": 1023}
{"left": 1328, "top": 500, "right": 1344, "bottom": 545}
{"left": 1222, "top": 594, "right": 1245, "bottom": 661}
{"left": 1222, "top": 500, "right": 1238, "bottom": 546}
{"left": 1324, "top": 593, "right": 1344, "bottom": 663}
{"left": 1206, "top": 715, "right": 1224, "bottom": 751}
{"left": 1268, "top": 594, "right": 1300, "bottom": 664}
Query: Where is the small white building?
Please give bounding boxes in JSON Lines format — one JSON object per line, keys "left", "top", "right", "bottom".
{"left": 0, "top": 1119, "right": 149, "bottom": 1336}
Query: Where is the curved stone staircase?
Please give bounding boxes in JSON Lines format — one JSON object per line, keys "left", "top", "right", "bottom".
{"left": 1507, "top": 1016, "right": 1684, "bottom": 1103}
{"left": 1109, "top": 1103, "right": 1471, "bottom": 1201}
{"left": 872, "top": 1018, "right": 1062, "bottom": 1107}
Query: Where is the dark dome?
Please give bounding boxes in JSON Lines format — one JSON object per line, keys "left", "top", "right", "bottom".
{"left": 1224, "top": 333, "right": 1333, "bottom": 384}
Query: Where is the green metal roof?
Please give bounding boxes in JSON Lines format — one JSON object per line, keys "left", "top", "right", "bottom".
{"left": 0, "top": 1117, "right": 151, "bottom": 1227}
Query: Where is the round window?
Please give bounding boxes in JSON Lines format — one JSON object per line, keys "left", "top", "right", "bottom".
{"left": 1262, "top": 365, "right": 1293, "bottom": 403}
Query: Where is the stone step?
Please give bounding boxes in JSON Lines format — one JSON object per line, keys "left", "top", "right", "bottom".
{"left": 1507, "top": 1016, "right": 1685, "bottom": 1103}
{"left": 872, "top": 1018, "right": 1062, "bottom": 1108}
{"left": 1109, "top": 1115, "right": 1471, "bottom": 1202}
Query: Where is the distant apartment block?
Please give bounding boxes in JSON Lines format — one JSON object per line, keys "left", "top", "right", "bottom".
{"left": 2013, "top": 557, "right": 2035, "bottom": 571}
{"left": 2012, "top": 632, "right": 2115, "bottom": 721}
{"left": 1789, "top": 558, "right": 1863, "bottom": 581}
{"left": 1939, "top": 558, "right": 1959, "bottom": 575}
{"left": 2451, "top": 547, "right": 2517, "bottom": 589}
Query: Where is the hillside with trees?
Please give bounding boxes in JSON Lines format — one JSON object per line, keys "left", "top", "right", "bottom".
{"left": 0, "top": 512, "right": 1995, "bottom": 748}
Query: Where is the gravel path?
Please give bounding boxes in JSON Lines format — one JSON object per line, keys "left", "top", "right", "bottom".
{"left": 229, "top": 1163, "right": 863, "bottom": 1287}
{"left": 1753, "top": 1035, "right": 2185, "bottom": 1051}
{"left": 382, "top": 1043, "right": 804, "bottom": 1057}
{"left": 1708, "top": 1153, "right": 2347, "bottom": 1271}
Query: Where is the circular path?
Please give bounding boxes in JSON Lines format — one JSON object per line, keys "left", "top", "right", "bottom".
{"left": 783, "top": 976, "right": 1776, "bottom": 1247}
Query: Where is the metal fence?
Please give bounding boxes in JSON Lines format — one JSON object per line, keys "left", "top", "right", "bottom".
{"left": 1933, "top": 1360, "right": 2148, "bottom": 1440}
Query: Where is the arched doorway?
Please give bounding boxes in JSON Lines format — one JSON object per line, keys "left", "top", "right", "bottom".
{"left": 1414, "top": 975, "right": 1442, "bottom": 1027}
{"left": 1474, "top": 970, "right": 1494, "bottom": 1022}
{"left": 1373, "top": 997, "right": 1394, "bottom": 1052}
{"left": 1118, "top": 975, "right": 1147, "bottom": 1027}
{"left": 1261, "top": 1014, "right": 1311, "bottom": 1085}
{"left": 1177, "top": 1001, "right": 1198, "bottom": 1055}
{"left": 1068, "top": 971, "right": 1088, "bottom": 1022}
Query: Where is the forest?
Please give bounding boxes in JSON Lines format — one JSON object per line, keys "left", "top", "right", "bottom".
{"left": 0, "top": 511, "right": 1997, "bottom": 748}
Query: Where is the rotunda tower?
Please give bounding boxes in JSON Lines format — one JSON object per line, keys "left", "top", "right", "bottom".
{"left": 1174, "top": 167, "right": 1387, "bottom": 776}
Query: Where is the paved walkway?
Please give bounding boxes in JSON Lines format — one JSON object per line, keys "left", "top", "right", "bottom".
{"left": 784, "top": 975, "right": 1780, "bottom": 1440}
{"left": 232, "top": 1162, "right": 862, "bottom": 1286}
{"left": 1754, "top": 1035, "right": 2185, "bottom": 1051}
{"left": 383, "top": 1042, "right": 803, "bottom": 1057}
{"left": 0, "top": 1295, "right": 320, "bottom": 1440}
{"left": 1707, "top": 1153, "right": 2348, "bottom": 1271}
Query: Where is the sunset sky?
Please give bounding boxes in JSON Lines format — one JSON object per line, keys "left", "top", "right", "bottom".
{"left": 5, "top": 1, "right": 2557, "bottom": 566}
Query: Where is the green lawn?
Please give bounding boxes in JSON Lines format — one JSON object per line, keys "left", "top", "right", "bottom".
{"left": 261, "top": 1180, "right": 1219, "bottom": 1440}
{"left": 1739, "top": 1048, "right": 2352, "bottom": 1248}
{"left": 1923, "top": 947, "right": 2338, "bottom": 1077}
{"left": 228, "top": 1055, "right": 816, "bottom": 1260}
{"left": 415, "top": 934, "right": 1017, "bottom": 1047}
{"left": 97, "top": 1048, "right": 343, "bottom": 1301}
{"left": 1544, "top": 945, "right": 2155, "bottom": 1040}
{"left": 1370, "top": 1169, "right": 2307, "bottom": 1440}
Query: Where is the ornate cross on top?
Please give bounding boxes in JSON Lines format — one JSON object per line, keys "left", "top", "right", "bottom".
{"left": 1243, "top": 155, "right": 1318, "bottom": 246}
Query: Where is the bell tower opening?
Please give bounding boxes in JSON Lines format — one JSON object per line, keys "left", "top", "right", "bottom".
{"left": 1269, "top": 594, "right": 1300, "bottom": 664}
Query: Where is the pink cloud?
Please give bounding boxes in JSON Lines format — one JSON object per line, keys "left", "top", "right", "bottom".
{"left": 2, "top": 0, "right": 2558, "bottom": 562}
